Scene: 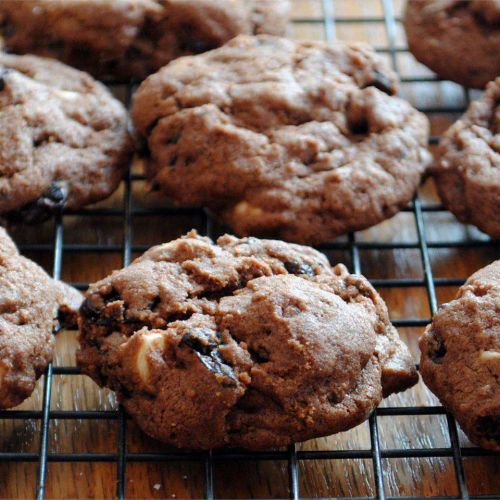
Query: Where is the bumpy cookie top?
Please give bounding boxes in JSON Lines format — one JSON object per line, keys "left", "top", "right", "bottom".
{"left": 410, "top": 0, "right": 500, "bottom": 25}
{"left": 0, "top": 227, "right": 82, "bottom": 409}
{"left": 78, "top": 231, "right": 417, "bottom": 449}
{"left": 0, "top": 52, "right": 131, "bottom": 221}
{"left": 433, "top": 78, "right": 500, "bottom": 238}
{"left": 132, "top": 35, "right": 430, "bottom": 244}
{"left": 404, "top": 0, "right": 500, "bottom": 89}
{"left": 420, "top": 260, "right": 500, "bottom": 451}
{"left": 0, "top": 0, "right": 291, "bottom": 80}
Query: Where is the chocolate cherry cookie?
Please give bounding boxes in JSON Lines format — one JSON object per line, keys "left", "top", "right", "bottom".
{"left": 433, "top": 78, "right": 500, "bottom": 239}
{"left": 0, "top": 53, "right": 131, "bottom": 223}
{"left": 0, "top": 0, "right": 291, "bottom": 81}
{"left": 420, "top": 260, "right": 500, "bottom": 451}
{"left": 77, "top": 231, "right": 418, "bottom": 450}
{"left": 404, "top": 0, "right": 500, "bottom": 89}
{"left": 132, "top": 35, "right": 431, "bottom": 244}
{"left": 0, "top": 227, "right": 81, "bottom": 409}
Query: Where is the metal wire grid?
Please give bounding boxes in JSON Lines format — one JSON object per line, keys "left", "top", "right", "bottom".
{"left": 0, "top": 1, "right": 499, "bottom": 499}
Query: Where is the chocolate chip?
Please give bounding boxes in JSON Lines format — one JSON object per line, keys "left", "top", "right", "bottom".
{"left": 248, "top": 347, "right": 270, "bottom": 364}
{"left": 167, "top": 311, "right": 193, "bottom": 323}
{"left": 475, "top": 416, "right": 500, "bottom": 442}
{"left": 429, "top": 331, "right": 447, "bottom": 363}
{"left": 149, "top": 296, "right": 161, "bottom": 311}
{"left": 8, "top": 180, "right": 68, "bottom": 224}
{"left": 81, "top": 296, "right": 122, "bottom": 330}
{"left": 103, "top": 288, "right": 121, "bottom": 304}
{"left": 80, "top": 297, "right": 101, "bottom": 320}
{"left": 284, "top": 261, "right": 315, "bottom": 277}
{"left": 166, "top": 133, "right": 180, "bottom": 146}
{"left": 362, "top": 70, "right": 395, "bottom": 95}
{"left": 349, "top": 117, "right": 369, "bottom": 135}
{"left": 197, "top": 350, "right": 237, "bottom": 386}
{"left": 181, "top": 328, "right": 218, "bottom": 355}
{"left": 328, "top": 392, "right": 342, "bottom": 404}
{"left": 181, "top": 329, "right": 237, "bottom": 385}
{"left": 57, "top": 305, "right": 78, "bottom": 330}
{"left": 179, "top": 37, "right": 215, "bottom": 54}
{"left": 0, "top": 67, "right": 12, "bottom": 92}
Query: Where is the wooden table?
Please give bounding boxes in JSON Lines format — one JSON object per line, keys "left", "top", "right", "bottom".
{"left": 1, "top": 1, "right": 499, "bottom": 498}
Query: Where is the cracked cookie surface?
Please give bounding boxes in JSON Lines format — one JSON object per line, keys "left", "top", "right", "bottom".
{"left": 0, "top": 0, "right": 290, "bottom": 81}
{"left": 132, "top": 35, "right": 430, "bottom": 244}
{"left": 0, "top": 227, "right": 82, "bottom": 409}
{"left": 432, "top": 78, "right": 500, "bottom": 239}
{"left": 404, "top": 0, "right": 500, "bottom": 89}
{"left": 77, "top": 230, "right": 418, "bottom": 449}
{"left": 0, "top": 52, "right": 132, "bottom": 223}
{"left": 420, "top": 260, "right": 500, "bottom": 451}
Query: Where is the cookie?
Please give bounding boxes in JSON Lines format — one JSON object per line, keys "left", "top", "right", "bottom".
{"left": 404, "top": 0, "right": 500, "bottom": 89}
{"left": 77, "top": 230, "right": 418, "bottom": 450}
{"left": 0, "top": 0, "right": 291, "bottom": 81}
{"left": 0, "top": 227, "right": 82, "bottom": 409}
{"left": 0, "top": 52, "right": 132, "bottom": 223}
{"left": 132, "top": 35, "right": 431, "bottom": 244}
{"left": 420, "top": 260, "right": 500, "bottom": 451}
{"left": 432, "top": 78, "right": 500, "bottom": 239}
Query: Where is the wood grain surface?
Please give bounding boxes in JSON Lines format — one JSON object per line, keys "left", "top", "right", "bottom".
{"left": 1, "top": 1, "right": 499, "bottom": 499}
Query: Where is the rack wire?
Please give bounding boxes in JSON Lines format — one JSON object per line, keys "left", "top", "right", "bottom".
{"left": 0, "top": 1, "right": 499, "bottom": 499}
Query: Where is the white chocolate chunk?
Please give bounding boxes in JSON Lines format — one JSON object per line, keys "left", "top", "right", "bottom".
{"left": 53, "top": 89, "right": 81, "bottom": 101}
{"left": 480, "top": 350, "right": 500, "bottom": 362}
{"left": 136, "top": 332, "right": 166, "bottom": 383}
{"left": 233, "top": 201, "right": 264, "bottom": 218}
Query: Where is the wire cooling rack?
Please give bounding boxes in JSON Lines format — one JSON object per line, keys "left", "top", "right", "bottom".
{"left": 1, "top": 1, "right": 499, "bottom": 499}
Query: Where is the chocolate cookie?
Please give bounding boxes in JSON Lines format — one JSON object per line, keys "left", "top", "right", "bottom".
{"left": 77, "top": 230, "right": 418, "bottom": 450}
{"left": 420, "top": 260, "right": 500, "bottom": 451}
{"left": 404, "top": 0, "right": 500, "bottom": 89}
{"left": 432, "top": 78, "right": 500, "bottom": 239}
{"left": 132, "top": 35, "right": 431, "bottom": 244}
{"left": 0, "top": 52, "right": 132, "bottom": 223}
{"left": 0, "top": 227, "right": 82, "bottom": 409}
{"left": 0, "top": 0, "right": 290, "bottom": 81}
